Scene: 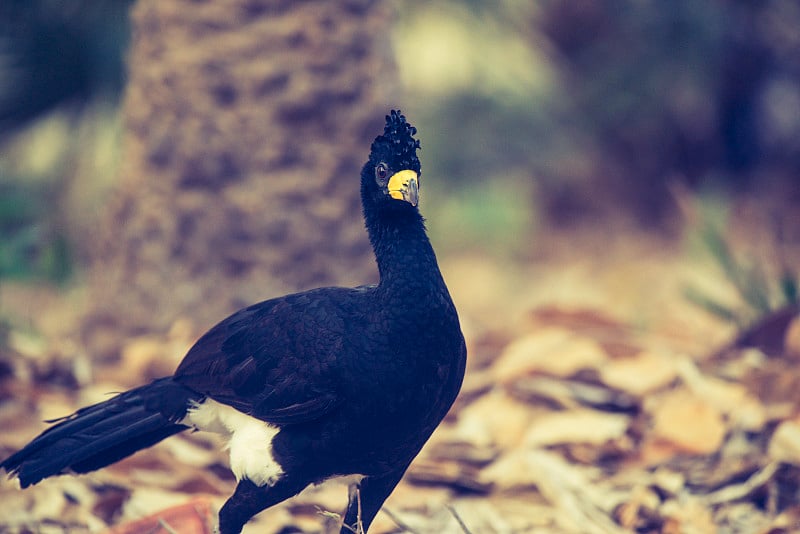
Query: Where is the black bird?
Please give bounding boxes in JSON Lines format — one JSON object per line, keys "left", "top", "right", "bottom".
{"left": 1, "top": 110, "right": 467, "bottom": 534}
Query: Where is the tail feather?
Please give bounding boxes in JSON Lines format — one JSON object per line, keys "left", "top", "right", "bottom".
{"left": 1, "top": 377, "right": 202, "bottom": 488}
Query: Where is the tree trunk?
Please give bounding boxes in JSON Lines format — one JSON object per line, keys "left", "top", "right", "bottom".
{"left": 83, "top": 0, "right": 399, "bottom": 358}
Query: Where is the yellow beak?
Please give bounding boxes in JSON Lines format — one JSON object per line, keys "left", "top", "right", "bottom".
{"left": 387, "top": 170, "right": 419, "bottom": 207}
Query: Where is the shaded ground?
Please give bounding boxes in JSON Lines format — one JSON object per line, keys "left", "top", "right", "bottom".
{"left": 1, "top": 224, "right": 799, "bottom": 533}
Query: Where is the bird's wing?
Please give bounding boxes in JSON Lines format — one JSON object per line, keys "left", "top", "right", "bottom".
{"left": 173, "top": 288, "right": 355, "bottom": 425}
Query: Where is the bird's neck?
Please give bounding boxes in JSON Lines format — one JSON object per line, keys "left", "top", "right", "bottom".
{"left": 366, "top": 209, "right": 444, "bottom": 294}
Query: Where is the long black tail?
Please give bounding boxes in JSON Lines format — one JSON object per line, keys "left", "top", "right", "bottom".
{"left": 1, "top": 377, "right": 203, "bottom": 488}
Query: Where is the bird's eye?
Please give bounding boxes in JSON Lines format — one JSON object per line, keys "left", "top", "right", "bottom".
{"left": 375, "top": 163, "right": 388, "bottom": 183}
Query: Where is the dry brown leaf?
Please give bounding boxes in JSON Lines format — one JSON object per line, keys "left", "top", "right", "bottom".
{"left": 481, "top": 450, "right": 623, "bottom": 534}
{"left": 768, "top": 419, "right": 800, "bottom": 466}
{"left": 479, "top": 449, "right": 541, "bottom": 491}
{"left": 785, "top": 314, "right": 800, "bottom": 359}
{"left": 701, "top": 462, "right": 779, "bottom": 506}
{"left": 527, "top": 306, "right": 644, "bottom": 359}
{"left": 289, "top": 477, "right": 378, "bottom": 520}
{"left": 119, "top": 336, "right": 187, "bottom": 383}
{"left": 510, "top": 376, "right": 639, "bottom": 413}
{"left": 105, "top": 498, "right": 215, "bottom": 534}
{"left": 0, "top": 478, "right": 107, "bottom": 532}
{"left": 599, "top": 351, "right": 678, "bottom": 396}
{"left": 119, "top": 487, "right": 213, "bottom": 525}
{"left": 239, "top": 504, "right": 296, "bottom": 534}
{"left": 121, "top": 336, "right": 164, "bottom": 368}
{"left": 453, "top": 389, "right": 537, "bottom": 449}
{"left": 678, "top": 357, "right": 766, "bottom": 431}
{"left": 493, "top": 328, "right": 609, "bottom": 383}
{"left": 613, "top": 485, "right": 660, "bottom": 530}
{"left": 0, "top": 489, "right": 44, "bottom": 530}
{"left": 35, "top": 391, "right": 80, "bottom": 422}
{"left": 651, "top": 468, "right": 686, "bottom": 498}
{"left": 711, "top": 502, "right": 773, "bottom": 533}
{"left": 425, "top": 439, "right": 499, "bottom": 467}
{"left": 161, "top": 434, "right": 224, "bottom": 468}
{"left": 647, "top": 389, "right": 726, "bottom": 455}
{"left": 405, "top": 460, "right": 490, "bottom": 494}
{"left": 384, "top": 481, "right": 453, "bottom": 512}
{"left": 523, "top": 409, "right": 630, "bottom": 447}
{"left": 444, "top": 499, "right": 514, "bottom": 534}
{"left": 768, "top": 506, "right": 800, "bottom": 532}
{"left": 660, "top": 497, "right": 717, "bottom": 534}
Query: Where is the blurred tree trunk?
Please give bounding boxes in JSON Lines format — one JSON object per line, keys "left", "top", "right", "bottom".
{"left": 82, "top": 0, "right": 399, "bottom": 358}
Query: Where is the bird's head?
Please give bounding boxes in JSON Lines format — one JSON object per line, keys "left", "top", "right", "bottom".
{"left": 361, "top": 110, "right": 421, "bottom": 213}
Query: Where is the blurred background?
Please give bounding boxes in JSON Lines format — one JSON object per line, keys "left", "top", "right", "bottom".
{"left": 0, "top": 0, "right": 798, "bottom": 331}
{"left": 1, "top": 1, "right": 800, "bottom": 532}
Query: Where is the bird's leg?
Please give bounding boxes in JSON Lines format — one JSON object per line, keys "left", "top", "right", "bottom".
{"left": 343, "top": 483, "right": 363, "bottom": 533}
{"left": 340, "top": 466, "right": 409, "bottom": 534}
{"left": 218, "top": 477, "right": 308, "bottom": 534}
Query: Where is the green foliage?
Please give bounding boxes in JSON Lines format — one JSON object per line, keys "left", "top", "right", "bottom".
{"left": 781, "top": 274, "right": 798, "bottom": 307}
{"left": 0, "top": 307, "right": 9, "bottom": 350}
{"left": 684, "top": 202, "right": 798, "bottom": 327}
{"left": 0, "top": 179, "right": 72, "bottom": 284}
{"left": 427, "top": 176, "right": 535, "bottom": 257}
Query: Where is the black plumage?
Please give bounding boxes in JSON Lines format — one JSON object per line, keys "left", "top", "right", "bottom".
{"left": 1, "top": 110, "right": 467, "bottom": 534}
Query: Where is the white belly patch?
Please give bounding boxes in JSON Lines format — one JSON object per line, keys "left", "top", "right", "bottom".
{"left": 181, "top": 399, "right": 283, "bottom": 487}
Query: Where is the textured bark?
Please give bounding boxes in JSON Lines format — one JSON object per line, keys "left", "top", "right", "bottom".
{"left": 83, "top": 0, "right": 399, "bottom": 357}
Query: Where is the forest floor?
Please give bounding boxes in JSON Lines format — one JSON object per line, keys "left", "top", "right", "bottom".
{"left": 1, "top": 220, "right": 799, "bottom": 534}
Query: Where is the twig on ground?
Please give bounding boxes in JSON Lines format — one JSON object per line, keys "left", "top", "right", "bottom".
{"left": 382, "top": 507, "right": 421, "bottom": 534}
{"left": 447, "top": 505, "right": 473, "bottom": 534}
{"left": 157, "top": 518, "right": 179, "bottom": 534}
